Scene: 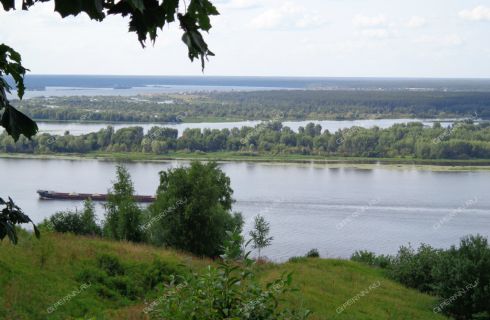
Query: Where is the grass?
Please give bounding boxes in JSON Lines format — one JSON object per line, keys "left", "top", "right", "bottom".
{"left": 0, "top": 232, "right": 448, "bottom": 320}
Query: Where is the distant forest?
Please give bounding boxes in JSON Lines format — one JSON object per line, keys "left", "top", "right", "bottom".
{"left": 13, "top": 90, "right": 490, "bottom": 122}
{"left": 2, "top": 121, "right": 490, "bottom": 160}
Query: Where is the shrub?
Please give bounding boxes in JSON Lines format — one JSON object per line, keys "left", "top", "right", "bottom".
{"left": 305, "top": 249, "right": 320, "bottom": 258}
{"left": 431, "top": 235, "right": 490, "bottom": 319}
{"left": 389, "top": 244, "right": 442, "bottom": 293}
{"left": 44, "top": 211, "right": 83, "bottom": 234}
{"left": 77, "top": 266, "right": 107, "bottom": 284}
{"left": 288, "top": 256, "right": 307, "bottom": 263}
{"left": 351, "top": 250, "right": 392, "bottom": 268}
{"left": 150, "top": 229, "right": 311, "bottom": 320}
{"left": 351, "top": 250, "right": 376, "bottom": 265}
{"left": 349, "top": 236, "right": 490, "bottom": 319}
{"left": 78, "top": 254, "right": 185, "bottom": 302}
{"left": 97, "top": 254, "right": 125, "bottom": 277}
{"left": 42, "top": 199, "right": 101, "bottom": 236}
{"left": 143, "top": 259, "right": 183, "bottom": 290}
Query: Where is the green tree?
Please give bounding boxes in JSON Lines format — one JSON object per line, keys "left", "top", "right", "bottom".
{"left": 80, "top": 198, "right": 102, "bottom": 236}
{"left": 249, "top": 214, "right": 273, "bottom": 259}
{"left": 149, "top": 161, "right": 243, "bottom": 257}
{"left": 104, "top": 165, "right": 143, "bottom": 242}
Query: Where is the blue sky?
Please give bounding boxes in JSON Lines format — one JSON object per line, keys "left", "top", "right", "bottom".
{"left": 1, "top": 0, "right": 489, "bottom": 77}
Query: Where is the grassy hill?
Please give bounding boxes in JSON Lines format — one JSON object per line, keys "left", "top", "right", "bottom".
{"left": 0, "top": 232, "right": 447, "bottom": 320}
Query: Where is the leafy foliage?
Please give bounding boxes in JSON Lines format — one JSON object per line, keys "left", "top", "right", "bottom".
{"left": 305, "top": 249, "right": 320, "bottom": 258}
{"left": 77, "top": 253, "right": 184, "bottom": 302}
{"left": 41, "top": 199, "right": 101, "bottom": 236}
{"left": 151, "top": 229, "right": 311, "bottom": 320}
{"left": 104, "top": 165, "right": 144, "bottom": 242}
{"left": 5, "top": 121, "right": 490, "bottom": 161}
{"left": 352, "top": 235, "right": 490, "bottom": 319}
{"left": 148, "top": 161, "right": 243, "bottom": 257}
{"left": 350, "top": 250, "right": 392, "bottom": 268}
{"left": 0, "top": 44, "right": 38, "bottom": 141}
{"left": 389, "top": 244, "right": 443, "bottom": 293}
{"left": 431, "top": 235, "right": 490, "bottom": 319}
{"left": 1, "top": 0, "right": 217, "bottom": 70}
{"left": 0, "top": 197, "right": 39, "bottom": 244}
{"left": 249, "top": 214, "right": 273, "bottom": 259}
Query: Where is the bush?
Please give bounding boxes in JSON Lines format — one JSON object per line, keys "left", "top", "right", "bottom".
{"left": 351, "top": 250, "right": 376, "bottom": 265}
{"left": 149, "top": 230, "right": 311, "bottom": 320}
{"left": 42, "top": 199, "right": 101, "bottom": 236}
{"left": 351, "top": 250, "right": 392, "bottom": 268}
{"left": 431, "top": 235, "right": 490, "bottom": 319}
{"left": 305, "top": 249, "right": 320, "bottom": 258}
{"left": 78, "top": 254, "right": 184, "bottom": 302}
{"left": 389, "top": 244, "right": 442, "bottom": 293}
{"left": 143, "top": 259, "right": 183, "bottom": 290}
{"left": 288, "top": 256, "right": 307, "bottom": 263}
{"left": 349, "top": 236, "right": 490, "bottom": 319}
{"left": 97, "top": 254, "right": 125, "bottom": 277}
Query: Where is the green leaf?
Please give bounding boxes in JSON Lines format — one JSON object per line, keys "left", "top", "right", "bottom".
{"left": 0, "top": 44, "right": 28, "bottom": 99}
{"left": 127, "top": 0, "right": 144, "bottom": 12}
{"left": 162, "top": 0, "right": 179, "bottom": 23}
{"left": 179, "top": 13, "right": 214, "bottom": 71}
{"left": 33, "top": 223, "right": 40, "bottom": 239}
{"left": 0, "top": 0, "right": 15, "bottom": 10}
{"left": 0, "top": 104, "right": 39, "bottom": 141}
{"left": 54, "top": 0, "right": 105, "bottom": 21}
{"left": 187, "top": 0, "right": 219, "bottom": 31}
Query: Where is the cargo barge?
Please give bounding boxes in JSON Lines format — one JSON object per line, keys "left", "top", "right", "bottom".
{"left": 37, "top": 190, "right": 155, "bottom": 203}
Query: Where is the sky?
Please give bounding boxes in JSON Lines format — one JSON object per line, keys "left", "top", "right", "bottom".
{"left": 1, "top": 0, "right": 490, "bottom": 77}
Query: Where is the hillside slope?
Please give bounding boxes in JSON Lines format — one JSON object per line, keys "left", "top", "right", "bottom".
{"left": 0, "top": 232, "right": 447, "bottom": 320}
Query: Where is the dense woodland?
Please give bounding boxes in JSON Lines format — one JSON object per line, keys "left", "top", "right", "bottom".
{"left": 2, "top": 121, "right": 490, "bottom": 159}
{"left": 13, "top": 90, "right": 490, "bottom": 122}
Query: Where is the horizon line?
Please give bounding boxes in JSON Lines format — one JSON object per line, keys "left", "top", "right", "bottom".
{"left": 23, "top": 74, "right": 490, "bottom": 80}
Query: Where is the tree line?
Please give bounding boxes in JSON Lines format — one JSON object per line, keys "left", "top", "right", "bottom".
{"left": 2, "top": 121, "right": 490, "bottom": 160}
{"left": 14, "top": 90, "right": 490, "bottom": 123}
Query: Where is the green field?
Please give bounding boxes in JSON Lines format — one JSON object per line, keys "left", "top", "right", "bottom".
{"left": 0, "top": 232, "right": 448, "bottom": 320}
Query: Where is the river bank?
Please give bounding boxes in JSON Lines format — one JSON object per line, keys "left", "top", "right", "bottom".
{"left": 2, "top": 151, "right": 490, "bottom": 171}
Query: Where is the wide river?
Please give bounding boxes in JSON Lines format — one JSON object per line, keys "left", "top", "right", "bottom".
{"left": 36, "top": 119, "right": 454, "bottom": 136}
{"left": 2, "top": 158, "right": 489, "bottom": 261}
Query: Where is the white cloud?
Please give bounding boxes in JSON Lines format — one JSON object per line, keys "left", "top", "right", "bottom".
{"left": 353, "top": 14, "right": 398, "bottom": 39}
{"left": 219, "top": 0, "right": 261, "bottom": 10}
{"left": 360, "top": 28, "right": 390, "bottom": 38}
{"left": 459, "top": 6, "right": 490, "bottom": 21}
{"left": 406, "top": 16, "right": 426, "bottom": 28}
{"left": 250, "top": 2, "right": 325, "bottom": 30}
{"left": 415, "top": 34, "right": 463, "bottom": 47}
{"left": 353, "top": 14, "right": 387, "bottom": 28}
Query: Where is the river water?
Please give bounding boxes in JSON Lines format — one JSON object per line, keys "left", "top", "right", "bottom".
{"left": 1, "top": 158, "right": 489, "bottom": 261}
{"left": 35, "top": 119, "right": 454, "bottom": 136}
